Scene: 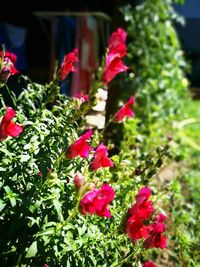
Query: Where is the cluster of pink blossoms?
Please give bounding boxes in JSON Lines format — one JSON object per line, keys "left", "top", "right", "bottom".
{"left": 65, "top": 29, "right": 136, "bottom": 219}
{"left": 1, "top": 29, "right": 167, "bottom": 266}
{"left": 0, "top": 52, "right": 22, "bottom": 141}
{"left": 66, "top": 129, "right": 114, "bottom": 169}
{"left": 0, "top": 51, "right": 19, "bottom": 83}
{"left": 103, "top": 28, "right": 128, "bottom": 84}
{"left": 125, "top": 187, "right": 167, "bottom": 249}
{"left": 66, "top": 129, "right": 115, "bottom": 218}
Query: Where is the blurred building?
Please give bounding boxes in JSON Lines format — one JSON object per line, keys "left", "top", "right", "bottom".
{"left": 174, "top": 0, "right": 200, "bottom": 89}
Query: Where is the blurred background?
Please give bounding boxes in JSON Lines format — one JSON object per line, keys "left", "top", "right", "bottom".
{"left": 0, "top": 0, "right": 200, "bottom": 96}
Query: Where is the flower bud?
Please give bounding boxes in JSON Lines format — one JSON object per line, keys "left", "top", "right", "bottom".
{"left": 0, "top": 67, "right": 11, "bottom": 82}
{"left": 74, "top": 173, "right": 84, "bottom": 190}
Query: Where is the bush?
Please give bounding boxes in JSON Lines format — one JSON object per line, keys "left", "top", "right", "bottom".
{"left": 0, "top": 30, "right": 171, "bottom": 267}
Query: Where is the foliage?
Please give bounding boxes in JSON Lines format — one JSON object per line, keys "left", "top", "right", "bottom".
{"left": 120, "top": 0, "right": 189, "bottom": 152}
{"left": 0, "top": 1, "right": 199, "bottom": 266}
{"left": 0, "top": 28, "right": 172, "bottom": 267}
{"left": 0, "top": 77, "right": 171, "bottom": 266}
{"left": 118, "top": 1, "right": 200, "bottom": 266}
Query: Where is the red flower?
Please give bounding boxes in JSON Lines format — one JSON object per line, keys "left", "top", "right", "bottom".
{"left": 144, "top": 213, "right": 167, "bottom": 249}
{"left": 66, "top": 129, "right": 93, "bottom": 159}
{"left": 0, "top": 107, "right": 23, "bottom": 141}
{"left": 125, "top": 217, "right": 150, "bottom": 242}
{"left": 108, "top": 28, "right": 127, "bottom": 57}
{"left": 0, "top": 51, "right": 17, "bottom": 66}
{"left": 91, "top": 143, "right": 113, "bottom": 170}
{"left": 128, "top": 200, "right": 154, "bottom": 221}
{"left": 0, "top": 51, "right": 19, "bottom": 82}
{"left": 125, "top": 187, "right": 154, "bottom": 242}
{"left": 58, "top": 48, "right": 78, "bottom": 81}
{"left": 114, "top": 97, "right": 135, "bottom": 122}
{"left": 128, "top": 187, "right": 154, "bottom": 220}
{"left": 136, "top": 187, "right": 152, "bottom": 204}
{"left": 80, "top": 183, "right": 115, "bottom": 218}
{"left": 143, "top": 261, "right": 157, "bottom": 267}
{"left": 76, "top": 94, "right": 89, "bottom": 103}
{"left": 144, "top": 231, "right": 167, "bottom": 249}
{"left": 102, "top": 53, "right": 128, "bottom": 85}
{"left": 128, "top": 187, "right": 154, "bottom": 221}
{"left": 155, "top": 213, "right": 167, "bottom": 223}
{"left": 102, "top": 28, "right": 128, "bottom": 84}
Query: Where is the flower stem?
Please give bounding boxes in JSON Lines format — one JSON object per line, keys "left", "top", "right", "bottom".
{"left": 114, "top": 246, "right": 141, "bottom": 267}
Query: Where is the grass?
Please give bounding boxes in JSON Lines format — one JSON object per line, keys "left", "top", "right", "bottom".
{"left": 175, "top": 98, "right": 200, "bottom": 266}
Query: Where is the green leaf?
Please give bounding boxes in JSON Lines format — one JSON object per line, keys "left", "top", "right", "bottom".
{"left": 25, "top": 241, "right": 37, "bottom": 258}
{"left": 4, "top": 186, "right": 11, "bottom": 193}
{"left": 53, "top": 199, "right": 64, "bottom": 221}
{"left": 10, "top": 197, "right": 16, "bottom": 207}
{"left": 0, "top": 199, "right": 6, "bottom": 212}
{"left": 36, "top": 227, "right": 55, "bottom": 237}
{"left": 20, "top": 154, "right": 30, "bottom": 162}
{"left": 0, "top": 148, "right": 14, "bottom": 158}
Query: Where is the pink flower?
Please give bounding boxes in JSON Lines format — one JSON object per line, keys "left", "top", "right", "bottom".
{"left": 128, "top": 200, "right": 154, "bottom": 221}
{"left": 0, "top": 51, "right": 15, "bottom": 61}
{"left": 128, "top": 187, "right": 154, "bottom": 221}
{"left": 128, "top": 187, "right": 154, "bottom": 220}
{"left": 102, "top": 53, "right": 128, "bottom": 85}
{"left": 66, "top": 129, "right": 93, "bottom": 159}
{"left": 58, "top": 48, "right": 78, "bottom": 81}
{"left": 0, "top": 107, "right": 23, "bottom": 141}
{"left": 78, "top": 95, "right": 89, "bottom": 103}
{"left": 114, "top": 97, "right": 135, "bottom": 122}
{"left": 91, "top": 143, "right": 113, "bottom": 170}
{"left": 143, "top": 261, "right": 157, "bottom": 267}
{"left": 74, "top": 172, "right": 84, "bottom": 189}
{"left": 144, "top": 213, "right": 167, "bottom": 249}
{"left": 102, "top": 28, "right": 128, "bottom": 84}
{"left": 0, "top": 51, "right": 19, "bottom": 82}
{"left": 80, "top": 183, "right": 115, "bottom": 218}
{"left": 125, "top": 187, "right": 154, "bottom": 242}
{"left": 136, "top": 187, "right": 152, "bottom": 204}
{"left": 108, "top": 28, "right": 127, "bottom": 57}
{"left": 144, "top": 231, "right": 167, "bottom": 249}
{"left": 155, "top": 213, "right": 167, "bottom": 223}
{"left": 125, "top": 217, "right": 150, "bottom": 242}
{"left": 74, "top": 93, "right": 89, "bottom": 103}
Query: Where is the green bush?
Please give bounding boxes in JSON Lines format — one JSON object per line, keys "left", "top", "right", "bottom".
{"left": 120, "top": 0, "right": 189, "bottom": 152}
{"left": 0, "top": 33, "right": 170, "bottom": 267}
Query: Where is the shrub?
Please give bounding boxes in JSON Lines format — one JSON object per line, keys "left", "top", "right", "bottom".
{"left": 0, "top": 29, "right": 171, "bottom": 267}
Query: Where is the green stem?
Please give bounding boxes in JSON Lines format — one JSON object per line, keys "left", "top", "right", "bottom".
{"left": 114, "top": 246, "right": 141, "bottom": 267}
{"left": 62, "top": 206, "right": 79, "bottom": 226}
{"left": 100, "top": 114, "right": 115, "bottom": 138}
{"left": 176, "top": 118, "right": 200, "bottom": 129}
{"left": 54, "top": 150, "right": 66, "bottom": 168}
